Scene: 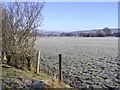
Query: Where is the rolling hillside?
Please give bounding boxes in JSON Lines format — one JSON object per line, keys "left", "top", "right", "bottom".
{"left": 42, "top": 28, "right": 119, "bottom": 36}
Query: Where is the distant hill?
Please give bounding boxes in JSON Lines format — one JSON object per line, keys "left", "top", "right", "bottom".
{"left": 70, "top": 28, "right": 119, "bottom": 34}
{"left": 42, "top": 31, "right": 64, "bottom": 36}
{"left": 42, "top": 28, "right": 120, "bottom": 36}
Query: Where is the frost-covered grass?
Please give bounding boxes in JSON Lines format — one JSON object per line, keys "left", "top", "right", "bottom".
{"left": 35, "top": 37, "right": 119, "bottom": 88}
{"left": 1, "top": 64, "right": 71, "bottom": 88}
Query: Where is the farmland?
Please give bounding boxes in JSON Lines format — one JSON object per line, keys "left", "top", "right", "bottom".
{"left": 35, "top": 37, "right": 119, "bottom": 88}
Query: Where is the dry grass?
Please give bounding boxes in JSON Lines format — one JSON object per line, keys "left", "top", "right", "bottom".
{"left": 1, "top": 64, "right": 71, "bottom": 88}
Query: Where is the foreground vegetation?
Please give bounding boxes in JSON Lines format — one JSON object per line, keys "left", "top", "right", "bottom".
{"left": 35, "top": 37, "right": 120, "bottom": 88}
{"left": 2, "top": 2, "right": 44, "bottom": 71}
{"left": 1, "top": 64, "right": 71, "bottom": 89}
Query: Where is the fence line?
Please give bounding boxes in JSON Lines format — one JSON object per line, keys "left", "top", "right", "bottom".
{"left": 37, "top": 51, "right": 62, "bottom": 81}
{"left": 36, "top": 51, "right": 40, "bottom": 74}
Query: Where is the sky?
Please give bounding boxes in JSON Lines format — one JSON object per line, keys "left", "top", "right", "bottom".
{"left": 40, "top": 2, "right": 118, "bottom": 32}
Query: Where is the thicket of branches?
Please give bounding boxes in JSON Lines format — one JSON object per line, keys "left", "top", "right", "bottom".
{"left": 2, "top": 2, "right": 44, "bottom": 70}
{"left": 0, "top": 4, "right": 2, "bottom": 50}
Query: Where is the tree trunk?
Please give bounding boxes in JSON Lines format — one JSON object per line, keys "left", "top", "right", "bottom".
{"left": 6, "top": 52, "right": 11, "bottom": 65}
{"left": 27, "top": 56, "right": 31, "bottom": 71}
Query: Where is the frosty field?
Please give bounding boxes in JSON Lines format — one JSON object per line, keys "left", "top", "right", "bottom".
{"left": 35, "top": 37, "right": 119, "bottom": 88}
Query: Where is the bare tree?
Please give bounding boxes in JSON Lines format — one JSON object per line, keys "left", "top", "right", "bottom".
{"left": 103, "top": 27, "right": 112, "bottom": 36}
{"left": 2, "top": 2, "right": 44, "bottom": 70}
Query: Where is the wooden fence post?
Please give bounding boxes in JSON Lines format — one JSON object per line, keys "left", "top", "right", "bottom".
{"left": 2, "top": 52, "right": 7, "bottom": 63}
{"left": 36, "top": 51, "right": 40, "bottom": 74}
{"left": 59, "top": 53, "right": 62, "bottom": 81}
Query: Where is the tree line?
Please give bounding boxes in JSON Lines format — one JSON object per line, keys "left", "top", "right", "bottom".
{"left": 60, "top": 27, "right": 120, "bottom": 37}
{"left": 38, "top": 27, "right": 120, "bottom": 37}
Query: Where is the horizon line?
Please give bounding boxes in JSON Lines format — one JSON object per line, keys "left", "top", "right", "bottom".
{"left": 41, "top": 27, "right": 119, "bottom": 32}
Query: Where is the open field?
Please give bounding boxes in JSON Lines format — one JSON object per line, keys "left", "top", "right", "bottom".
{"left": 35, "top": 37, "right": 119, "bottom": 88}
